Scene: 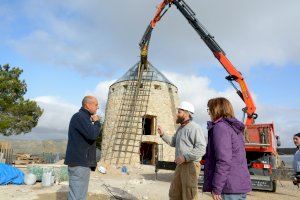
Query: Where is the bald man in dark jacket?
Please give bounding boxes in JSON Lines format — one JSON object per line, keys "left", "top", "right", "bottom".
{"left": 65, "top": 96, "right": 101, "bottom": 200}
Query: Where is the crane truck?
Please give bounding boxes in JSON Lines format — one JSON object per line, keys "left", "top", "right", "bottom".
{"left": 139, "top": 0, "right": 280, "bottom": 192}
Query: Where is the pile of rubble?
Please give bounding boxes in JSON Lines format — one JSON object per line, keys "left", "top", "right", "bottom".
{"left": 14, "top": 153, "right": 44, "bottom": 165}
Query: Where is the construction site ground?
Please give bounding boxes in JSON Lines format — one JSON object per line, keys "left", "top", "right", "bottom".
{"left": 0, "top": 165, "right": 299, "bottom": 200}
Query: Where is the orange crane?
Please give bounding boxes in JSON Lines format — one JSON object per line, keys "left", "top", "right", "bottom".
{"left": 141, "top": 0, "right": 280, "bottom": 192}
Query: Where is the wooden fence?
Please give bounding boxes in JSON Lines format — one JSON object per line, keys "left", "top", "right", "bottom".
{"left": 0, "top": 142, "right": 13, "bottom": 164}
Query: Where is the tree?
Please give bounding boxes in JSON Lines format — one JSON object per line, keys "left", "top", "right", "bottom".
{"left": 0, "top": 64, "right": 43, "bottom": 136}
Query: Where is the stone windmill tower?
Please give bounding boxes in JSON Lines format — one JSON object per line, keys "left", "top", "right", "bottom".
{"left": 101, "top": 61, "right": 179, "bottom": 166}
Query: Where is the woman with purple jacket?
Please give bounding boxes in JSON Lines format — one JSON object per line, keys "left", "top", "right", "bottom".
{"left": 203, "top": 97, "right": 251, "bottom": 200}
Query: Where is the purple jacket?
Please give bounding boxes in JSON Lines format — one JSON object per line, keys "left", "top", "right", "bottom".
{"left": 203, "top": 117, "right": 251, "bottom": 195}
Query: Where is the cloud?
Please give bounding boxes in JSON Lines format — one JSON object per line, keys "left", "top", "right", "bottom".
{"left": 0, "top": 85, "right": 114, "bottom": 140}
{"left": 164, "top": 71, "right": 245, "bottom": 122}
{"left": 85, "top": 79, "right": 116, "bottom": 116}
{"left": 256, "top": 105, "right": 300, "bottom": 147}
{"left": 4, "top": 0, "right": 300, "bottom": 76}
{"left": 33, "top": 96, "right": 78, "bottom": 132}
{"left": 0, "top": 96, "right": 79, "bottom": 140}
{"left": 92, "top": 71, "right": 299, "bottom": 147}
{"left": 1, "top": 71, "right": 298, "bottom": 147}
{"left": 165, "top": 72, "right": 300, "bottom": 147}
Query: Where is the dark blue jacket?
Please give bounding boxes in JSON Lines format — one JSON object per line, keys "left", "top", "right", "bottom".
{"left": 64, "top": 107, "right": 101, "bottom": 168}
{"left": 203, "top": 117, "right": 251, "bottom": 195}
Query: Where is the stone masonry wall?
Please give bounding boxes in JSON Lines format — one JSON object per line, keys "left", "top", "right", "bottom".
{"left": 101, "top": 80, "right": 179, "bottom": 165}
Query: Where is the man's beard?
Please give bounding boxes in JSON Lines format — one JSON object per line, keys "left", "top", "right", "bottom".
{"left": 176, "top": 116, "right": 185, "bottom": 124}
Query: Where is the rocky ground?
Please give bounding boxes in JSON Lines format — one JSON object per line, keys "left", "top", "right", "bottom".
{"left": 0, "top": 164, "right": 299, "bottom": 200}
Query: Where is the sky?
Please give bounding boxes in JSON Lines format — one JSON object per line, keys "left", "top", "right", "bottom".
{"left": 0, "top": 0, "right": 299, "bottom": 147}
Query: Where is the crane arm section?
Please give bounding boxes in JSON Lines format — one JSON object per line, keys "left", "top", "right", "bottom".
{"left": 172, "top": 0, "right": 257, "bottom": 124}
{"left": 139, "top": 0, "right": 257, "bottom": 124}
{"left": 139, "top": 0, "right": 171, "bottom": 66}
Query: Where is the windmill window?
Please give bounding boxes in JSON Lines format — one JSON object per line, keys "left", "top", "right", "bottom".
{"left": 123, "top": 84, "right": 128, "bottom": 89}
{"left": 154, "top": 84, "right": 161, "bottom": 90}
{"left": 142, "top": 115, "right": 156, "bottom": 135}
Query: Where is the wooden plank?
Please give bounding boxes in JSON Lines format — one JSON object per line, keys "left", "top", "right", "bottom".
{"left": 4, "top": 148, "right": 7, "bottom": 163}
{"left": 14, "top": 160, "right": 30, "bottom": 165}
{"left": 9, "top": 149, "right": 13, "bottom": 164}
{"left": 0, "top": 145, "right": 14, "bottom": 164}
{"left": 28, "top": 163, "right": 67, "bottom": 168}
{"left": 14, "top": 164, "right": 28, "bottom": 169}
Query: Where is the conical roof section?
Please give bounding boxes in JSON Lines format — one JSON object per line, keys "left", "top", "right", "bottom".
{"left": 113, "top": 61, "right": 176, "bottom": 87}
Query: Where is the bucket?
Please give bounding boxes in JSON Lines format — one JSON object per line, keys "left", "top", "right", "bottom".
{"left": 24, "top": 173, "right": 37, "bottom": 185}
{"left": 121, "top": 166, "right": 128, "bottom": 174}
{"left": 42, "top": 171, "right": 53, "bottom": 187}
{"left": 98, "top": 166, "right": 106, "bottom": 174}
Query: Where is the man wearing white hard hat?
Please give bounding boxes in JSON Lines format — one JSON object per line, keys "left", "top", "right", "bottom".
{"left": 158, "top": 101, "right": 206, "bottom": 200}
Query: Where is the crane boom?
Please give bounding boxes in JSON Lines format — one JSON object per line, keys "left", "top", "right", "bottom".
{"left": 140, "top": 2, "right": 280, "bottom": 192}
{"left": 139, "top": 0, "right": 257, "bottom": 124}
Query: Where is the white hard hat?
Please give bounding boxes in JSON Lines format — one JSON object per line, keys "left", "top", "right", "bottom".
{"left": 178, "top": 101, "right": 195, "bottom": 114}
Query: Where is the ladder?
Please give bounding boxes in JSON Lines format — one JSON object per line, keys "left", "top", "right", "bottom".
{"left": 103, "top": 62, "right": 154, "bottom": 165}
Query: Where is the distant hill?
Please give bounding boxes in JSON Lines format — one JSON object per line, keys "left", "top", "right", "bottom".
{"left": 0, "top": 139, "right": 67, "bottom": 155}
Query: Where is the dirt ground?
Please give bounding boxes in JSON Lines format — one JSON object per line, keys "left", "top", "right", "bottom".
{"left": 0, "top": 165, "right": 299, "bottom": 200}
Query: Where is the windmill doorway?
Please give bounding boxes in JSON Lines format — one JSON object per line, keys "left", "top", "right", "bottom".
{"left": 140, "top": 142, "right": 157, "bottom": 165}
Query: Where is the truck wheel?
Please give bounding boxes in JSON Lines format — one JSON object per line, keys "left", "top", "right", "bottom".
{"left": 271, "top": 180, "right": 277, "bottom": 192}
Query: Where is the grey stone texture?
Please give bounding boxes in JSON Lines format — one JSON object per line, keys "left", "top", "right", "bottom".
{"left": 101, "top": 64, "right": 179, "bottom": 166}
